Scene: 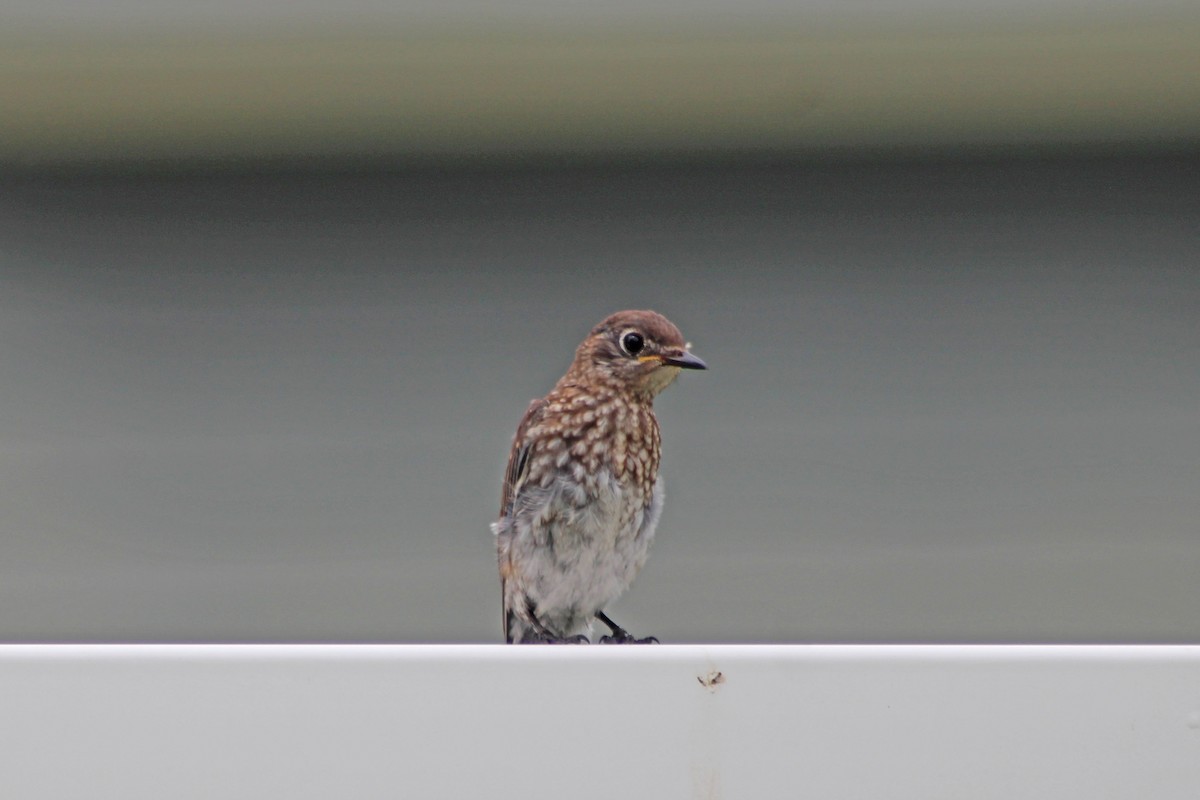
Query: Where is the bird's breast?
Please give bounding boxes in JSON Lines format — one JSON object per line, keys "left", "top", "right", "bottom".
{"left": 529, "top": 392, "right": 662, "bottom": 501}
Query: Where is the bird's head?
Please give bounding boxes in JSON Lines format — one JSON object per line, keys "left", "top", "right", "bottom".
{"left": 570, "top": 309, "right": 706, "bottom": 398}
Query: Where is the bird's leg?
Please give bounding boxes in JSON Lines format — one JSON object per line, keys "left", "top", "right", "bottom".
{"left": 518, "top": 600, "right": 589, "bottom": 644}
{"left": 596, "top": 610, "right": 659, "bottom": 644}
{"left": 595, "top": 610, "right": 631, "bottom": 641}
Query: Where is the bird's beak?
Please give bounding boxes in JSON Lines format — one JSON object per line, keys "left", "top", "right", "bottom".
{"left": 658, "top": 351, "right": 707, "bottom": 370}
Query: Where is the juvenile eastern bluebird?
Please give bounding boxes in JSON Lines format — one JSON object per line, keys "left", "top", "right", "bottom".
{"left": 492, "top": 310, "right": 706, "bottom": 644}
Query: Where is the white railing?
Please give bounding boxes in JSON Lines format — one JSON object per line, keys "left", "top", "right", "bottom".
{"left": 3, "top": 645, "right": 1198, "bottom": 799}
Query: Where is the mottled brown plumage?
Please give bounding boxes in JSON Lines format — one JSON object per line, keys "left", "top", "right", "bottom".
{"left": 492, "top": 310, "right": 705, "bottom": 643}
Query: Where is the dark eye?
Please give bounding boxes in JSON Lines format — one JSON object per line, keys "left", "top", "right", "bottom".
{"left": 620, "top": 331, "right": 645, "bottom": 356}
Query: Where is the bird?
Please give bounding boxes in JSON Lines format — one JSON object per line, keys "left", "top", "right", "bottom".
{"left": 492, "top": 309, "right": 706, "bottom": 644}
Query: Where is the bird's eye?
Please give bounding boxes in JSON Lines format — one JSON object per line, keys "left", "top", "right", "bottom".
{"left": 620, "top": 331, "right": 645, "bottom": 356}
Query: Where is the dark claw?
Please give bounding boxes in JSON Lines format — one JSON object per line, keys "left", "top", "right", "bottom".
{"left": 598, "top": 624, "right": 632, "bottom": 644}
{"left": 598, "top": 631, "right": 659, "bottom": 645}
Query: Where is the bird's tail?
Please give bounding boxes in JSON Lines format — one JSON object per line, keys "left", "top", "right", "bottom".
{"left": 502, "top": 588, "right": 515, "bottom": 644}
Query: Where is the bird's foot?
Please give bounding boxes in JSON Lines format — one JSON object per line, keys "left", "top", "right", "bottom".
{"left": 525, "top": 631, "right": 589, "bottom": 644}
{"left": 553, "top": 634, "right": 591, "bottom": 644}
{"left": 598, "top": 628, "right": 659, "bottom": 644}
{"left": 595, "top": 610, "right": 659, "bottom": 644}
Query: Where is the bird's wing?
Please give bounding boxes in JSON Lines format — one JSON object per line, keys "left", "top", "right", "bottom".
{"left": 500, "top": 396, "right": 547, "bottom": 520}
{"left": 498, "top": 397, "right": 547, "bottom": 643}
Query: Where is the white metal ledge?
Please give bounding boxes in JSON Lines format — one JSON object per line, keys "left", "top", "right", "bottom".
{"left": 3, "top": 645, "right": 1198, "bottom": 799}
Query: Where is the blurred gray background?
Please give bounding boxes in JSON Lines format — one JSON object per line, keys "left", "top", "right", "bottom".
{"left": 1, "top": 2, "right": 1197, "bottom": 643}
